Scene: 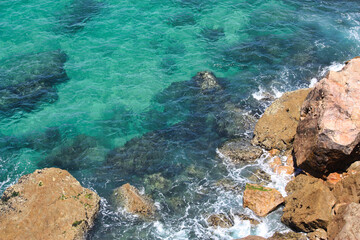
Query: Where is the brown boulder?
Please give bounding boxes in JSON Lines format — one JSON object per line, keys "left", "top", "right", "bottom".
{"left": 113, "top": 183, "right": 156, "bottom": 219}
{"left": 328, "top": 202, "right": 360, "bottom": 240}
{"left": 217, "top": 139, "right": 263, "bottom": 164}
{"left": 268, "top": 231, "right": 307, "bottom": 240}
{"left": 0, "top": 168, "right": 100, "bottom": 240}
{"left": 294, "top": 58, "right": 360, "bottom": 177}
{"left": 243, "top": 184, "right": 284, "bottom": 217}
{"left": 237, "top": 236, "right": 267, "bottom": 240}
{"left": 332, "top": 172, "right": 360, "bottom": 205}
{"left": 252, "top": 88, "right": 312, "bottom": 150}
{"left": 282, "top": 174, "right": 335, "bottom": 232}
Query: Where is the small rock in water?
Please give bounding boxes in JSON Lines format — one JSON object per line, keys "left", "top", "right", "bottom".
{"left": 234, "top": 213, "right": 260, "bottom": 225}
{"left": 0, "top": 168, "right": 100, "bottom": 240}
{"left": 248, "top": 169, "right": 271, "bottom": 185}
{"left": 217, "top": 139, "right": 262, "bottom": 164}
{"left": 112, "top": 183, "right": 156, "bottom": 219}
{"left": 214, "top": 178, "right": 242, "bottom": 192}
{"left": 243, "top": 183, "right": 284, "bottom": 217}
{"left": 207, "top": 213, "right": 234, "bottom": 228}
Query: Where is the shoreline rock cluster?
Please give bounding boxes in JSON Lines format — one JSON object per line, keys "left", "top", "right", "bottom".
{"left": 241, "top": 57, "right": 360, "bottom": 240}
{"left": 1, "top": 58, "right": 360, "bottom": 239}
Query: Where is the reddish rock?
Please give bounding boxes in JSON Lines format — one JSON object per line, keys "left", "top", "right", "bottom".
{"left": 269, "top": 149, "right": 280, "bottom": 157}
{"left": 0, "top": 168, "right": 100, "bottom": 240}
{"left": 332, "top": 172, "right": 360, "bottom": 205}
{"left": 269, "top": 156, "right": 282, "bottom": 170}
{"left": 328, "top": 202, "right": 360, "bottom": 240}
{"left": 285, "top": 152, "right": 294, "bottom": 167}
{"left": 243, "top": 184, "right": 284, "bottom": 217}
{"left": 113, "top": 183, "right": 156, "bottom": 219}
{"left": 327, "top": 172, "right": 342, "bottom": 185}
{"left": 252, "top": 88, "right": 312, "bottom": 150}
{"left": 294, "top": 58, "right": 360, "bottom": 178}
{"left": 282, "top": 174, "right": 336, "bottom": 232}
{"left": 275, "top": 166, "right": 294, "bottom": 175}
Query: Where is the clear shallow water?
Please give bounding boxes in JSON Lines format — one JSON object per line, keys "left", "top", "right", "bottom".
{"left": 0, "top": 0, "right": 359, "bottom": 239}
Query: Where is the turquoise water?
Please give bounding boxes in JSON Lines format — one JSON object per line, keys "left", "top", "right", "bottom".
{"left": 0, "top": 0, "right": 359, "bottom": 239}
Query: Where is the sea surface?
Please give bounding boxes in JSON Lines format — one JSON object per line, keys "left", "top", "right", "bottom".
{"left": 0, "top": 0, "right": 360, "bottom": 239}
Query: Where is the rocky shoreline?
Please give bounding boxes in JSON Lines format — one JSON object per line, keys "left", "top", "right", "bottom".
{"left": 1, "top": 58, "right": 360, "bottom": 239}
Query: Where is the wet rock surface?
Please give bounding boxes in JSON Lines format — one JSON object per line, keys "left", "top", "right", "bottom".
{"left": 112, "top": 183, "right": 156, "bottom": 219}
{"left": 294, "top": 58, "right": 360, "bottom": 177}
{"left": 207, "top": 213, "right": 234, "bottom": 228}
{"left": 243, "top": 184, "right": 284, "bottom": 217}
{"left": 282, "top": 174, "right": 335, "bottom": 232}
{"left": 252, "top": 88, "right": 311, "bottom": 150}
{"left": 217, "top": 139, "right": 263, "bottom": 164}
{"left": 0, "top": 50, "right": 68, "bottom": 116}
{"left": 0, "top": 168, "right": 100, "bottom": 240}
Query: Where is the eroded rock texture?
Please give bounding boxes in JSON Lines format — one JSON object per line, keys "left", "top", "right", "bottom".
{"left": 0, "top": 168, "right": 100, "bottom": 240}
{"left": 294, "top": 58, "right": 360, "bottom": 177}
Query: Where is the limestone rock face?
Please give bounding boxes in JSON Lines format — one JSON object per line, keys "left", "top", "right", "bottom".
{"left": 282, "top": 174, "right": 335, "bottom": 232}
{"left": 307, "top": 229, "right": 328, "bottom": 240}
{"left": 0, "top": 168, "right": 100, "bottom": 240}
{"left": 268, "top": 231, "right": 307, "bottom": 240}
{"left": 328, "top": 202, "right": 360, "bottom": 240}
{"left": 113, "top": 183, "right": 156, "bottom": 219}
{"left": 294, "top": 58, "right": 360, "bottom": 177}
{"left": 217, "top": 139, "right": 263, "bottom": 164}
{"left": 252, "top": 88, "right": 311, "bottom": 150}
{"left": 332, "top": 172, "right": 360, "bottom": 206}
{"left": 243, "top": 184, "right": 284, "bottom": 217}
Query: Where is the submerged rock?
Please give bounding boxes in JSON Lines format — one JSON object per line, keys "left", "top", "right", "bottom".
{"left": 0, "top": 50, "right": 68, "bottom": 116}
{"left": 57, "top": 0, "right": 102, "bottom": 33}
{"left": 282, "top": 174, "right": 335, "bottom": 232}
{"left": 243, "top": 184, "right": 284, "bottom": 217}
{"left": 217, "top": 139, "right": 262, "bottom": 164}
{"left": 112, "top": 183, "right": 156, "bottom": 219}
{"left": 252, "top": 88, "right": 311, "bottom": 150}
{"left": 294, "top": 58, "right": 360, "bottom": 178}
{"left": 144, "top": 173, "right": 172, "bottom": 193}
{"left": 40, "top": 134, "right": 106, "bottom": 171}
{"left": 107, "top": 71, "right": 227, "bottom": 176}
{"left": 0, "top": 168, "right": 100, "bottom": 240}
{"left": 207, "top": 213, "right": 234, "bottom": 228}
{"left": 248, "top": 169, "right": 271, "bottom": 185}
